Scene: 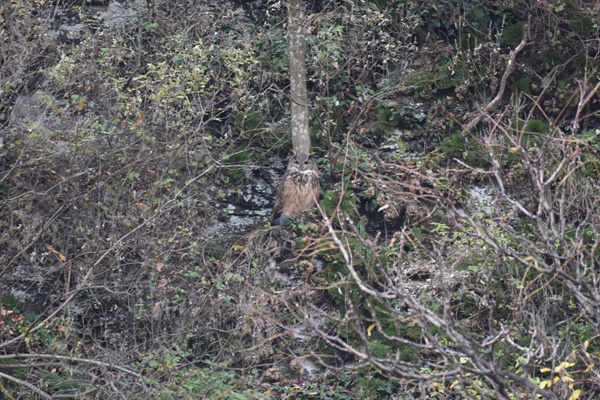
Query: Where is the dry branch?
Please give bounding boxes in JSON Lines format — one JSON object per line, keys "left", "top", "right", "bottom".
{"left": 462, "top": 25, "right": 528, "bottom": 134}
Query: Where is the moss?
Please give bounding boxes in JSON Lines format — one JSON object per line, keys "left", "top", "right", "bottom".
{"left": 435, "top": 177, "right": 450, "bottom": 192}
{"left": 500, "top": 21, "right": 525, "bottom": 46}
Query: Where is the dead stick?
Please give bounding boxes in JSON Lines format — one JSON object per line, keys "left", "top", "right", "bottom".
{"left": 463, "top": 24, "right": 528, "bottom": 134}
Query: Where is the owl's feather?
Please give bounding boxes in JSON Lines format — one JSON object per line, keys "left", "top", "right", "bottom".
{"left": 270, "top": 153, "right": 321, "bottom": 226}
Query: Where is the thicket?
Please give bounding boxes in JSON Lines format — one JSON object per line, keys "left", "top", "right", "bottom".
{"left": 1, "top": 0, "right": 599, "bottom": 399}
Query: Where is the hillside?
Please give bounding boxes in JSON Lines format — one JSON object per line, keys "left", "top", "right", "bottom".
{"left": 1, "top": 1, "right": 599, "bottom": 398}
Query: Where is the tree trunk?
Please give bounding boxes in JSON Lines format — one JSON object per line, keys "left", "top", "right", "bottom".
{"left": 288, "top": 0, "right": 310, "bottom": 155}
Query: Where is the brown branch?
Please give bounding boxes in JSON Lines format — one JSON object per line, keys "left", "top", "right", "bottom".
{"left": 463, "top": 25, "right": 528, "bottom": 134}
{"left": 0, "top": 371, "right": 51, "bottom": 399}
{"left": 572, "top": 80, "right": 600, "bottom": 133}
{"left": 0, "top": 161, "right": 218, "bottom": 351}
{"left": 0, "top": 354, "right": 144, "bottom": 379}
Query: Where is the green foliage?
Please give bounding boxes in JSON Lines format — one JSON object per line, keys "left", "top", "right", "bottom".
{"left": 574, "top": 129, "right": 600, "bottom": 176}
{"left": 144, "top": 355, "right": 267, "bottom": 400}
{"left": 355, "top": 372, "right": 396, "bottom": 399}
{"left": 523, "top": 119, "right": 548, "bottom": 135}
{"left": 1, "top": 294, "right": 24, "bottom": 313}
{"left": 376, "top": 106, "right": 399, "bottom": 133}
{"left": 320, "top": 190, "right": 359, "bottom": 222}
{"left": 562, "top": 0, "right": 596, "bottom": 36}
{"left": 439, "top": 132, "right": 464, "bottom": 156}
{"left": 415, "top": 0, "right": 513, "bottom": 38}
{"left": 500, "top": 21, "right": 525, "bottom": 46}
{"left": 235, "top": 110, "right": 266, "bottom": 134}
{"left": 3, "top": 1, "right": 600, "bottom": 399}
{"left": 458, "top": 30, "right": 480, "bottom": 51}
{"left": 514, "top": 76, "right": 531, "bottom": 94}
{"left": 462, "top": 139, "right": 490, "bottom": 168}
{"left": 404, "top": 64, "right": 456, "bottom": 94}
{"left": 512, "top": 119, "right": 549, "bottom": 147}
{"left": 439, "top": 133, "right": 489, "bottom": 167}
{"left": 234, "top": 110, "right": 286, "bottom": 149}
{"left": 223, "top": 148, "right": 251, "bottom": 180}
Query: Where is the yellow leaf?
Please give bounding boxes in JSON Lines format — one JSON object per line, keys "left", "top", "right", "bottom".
{"left": 367, "top": 323, "right": 376, "bottom": 337}
{"left": 569, "top": 389, "right": 582, "bottom": 400}
{"left": 459, "top": 357, "right": 468, "bottom": 364}
{"left": 555, "top": 361, "right": 574, "bottom": 373}
{"left": 540, "top": 380, "right": 551, "bottom": 389}
{"left": 232, "top": 244, "right": 245, "bottom": 251}
{"left": 561, "top": 376, "right": 574, "bottom": 383}
{"left": 450, "top": 380, "right": 459, "bottom": 389}
{"left": 585, "top": 363, "right": 595, "bottom": 373}
{"left": 540, "top": 367, "right": 551, "bottom": 373}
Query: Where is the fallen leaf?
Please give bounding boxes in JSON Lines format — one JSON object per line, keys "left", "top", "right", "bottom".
{"left": 46, "top": 244, "right": 67, "bottom": 263}
{"left": 367, "top": 323, "right": 376, "bottom": 337}
{"left": 152, "top": 302, "right": 161, "bottom": 317}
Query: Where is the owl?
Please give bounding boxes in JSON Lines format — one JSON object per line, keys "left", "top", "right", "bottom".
{"left": 270, "top": 152, "right": 322, "bottom": 226}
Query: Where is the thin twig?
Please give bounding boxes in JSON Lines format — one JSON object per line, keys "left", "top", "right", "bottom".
{"left": 463, "top": 25, "right": 528, "bottom": 133}
{"left": 0, "top": 354, "right": 145, "bottom": 379}
{"left": 0, "top": 371, "right": 51, "bottom": 399}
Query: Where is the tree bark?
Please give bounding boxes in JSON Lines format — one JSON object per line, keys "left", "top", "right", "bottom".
{"left": 288, "top": 0, "right": 310, "bottom": 154}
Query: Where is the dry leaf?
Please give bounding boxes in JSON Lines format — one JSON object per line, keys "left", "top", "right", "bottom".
{"left": 11, "top": 314, "right": 23, "bottom": 322}
{"left": 156, "top": 262, "right": 164, "bottom": 272}
{"left": 134, "top": 202, "right": 150, "bottom": 210}
{"left": 46, "top": 244, "right": 67, "bottom": 263}
{"left": 157, "top": 278, "right": 168, "bottom": 288}
{"left": 152, "top": 302, "right": 161, "bottom": 317}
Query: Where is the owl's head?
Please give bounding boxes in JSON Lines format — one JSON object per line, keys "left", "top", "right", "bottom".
{"left": 288, "top": 151, "right": 318, "bottom": 172}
